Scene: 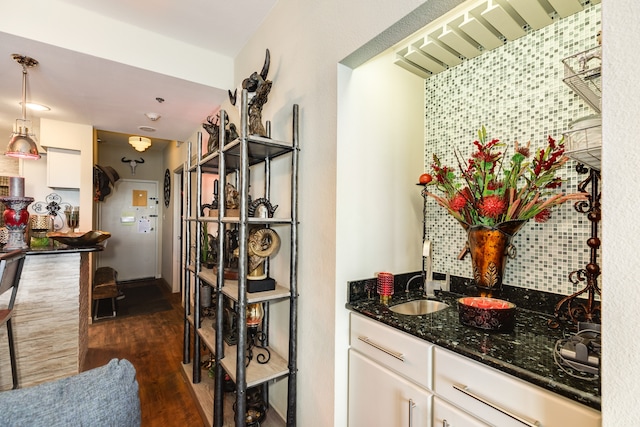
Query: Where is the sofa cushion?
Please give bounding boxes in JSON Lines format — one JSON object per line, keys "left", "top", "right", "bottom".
{"left": 0, "top": 358, "right": 140, "bottom": 427}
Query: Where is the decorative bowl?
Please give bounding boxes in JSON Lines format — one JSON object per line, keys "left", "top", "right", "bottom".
{"left": 457, "top": 297, "right": 516, "bottom": 332}
{"left": 46, "top": 230, "right": 111, "bottom": 247}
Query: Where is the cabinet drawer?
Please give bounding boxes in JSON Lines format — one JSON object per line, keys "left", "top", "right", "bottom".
{"left": 350, "top": 313, "right": 432, "bottom": 390}
{"left": 433, "top": 347, "right": 601, "bottom": 427}
{"left": 433, "top": 396, "right": 490, "bottom": 427}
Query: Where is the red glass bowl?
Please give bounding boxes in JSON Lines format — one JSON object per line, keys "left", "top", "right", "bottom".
{"left": 457, "top": 297, "right": 516, "bottom": 332}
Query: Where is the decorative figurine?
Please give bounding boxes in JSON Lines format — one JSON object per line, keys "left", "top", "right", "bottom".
{"left": 228, "top": 49, "right": 272, "bottom": 137}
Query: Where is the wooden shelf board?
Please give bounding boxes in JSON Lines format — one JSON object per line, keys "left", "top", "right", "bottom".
{"left": 220, "top": 344, "right": 289, "bottom": 388}
{"left": 197, "top": 319, "right": 289, "bottom": 389}
{"left": 182, "top": 356, "right": 286, "bottom": 427}
{"left": 198, "top": 268, "right": 217, "bottom": 286}
{"left": 222, "top": 280, "right": 291, "bottom": 303}
{"left": 197, "top": 317, "right": 217, "bottom": 350}
{"left": 180, "top": 362, "right": 213, "bottom": 427}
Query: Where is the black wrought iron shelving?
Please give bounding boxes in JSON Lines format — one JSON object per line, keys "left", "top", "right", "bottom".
{"left": 181, "top": 90, "right": 299, "bottom": 427}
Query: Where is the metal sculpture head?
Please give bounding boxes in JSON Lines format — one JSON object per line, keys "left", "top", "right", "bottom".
{"left": 121, "top": 157, "right": 144, "bottom": 175}
{"left": 228, "top": 49, "right": 270, "bottom": 106}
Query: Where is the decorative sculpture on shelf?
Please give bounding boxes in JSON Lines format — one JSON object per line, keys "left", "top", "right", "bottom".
{"left": 246, "top": 227, "right": 280, "bottom": 280}
{"left": 248, "top": 197, "right": 278, "bottom": 218}
{"left": 228, "top": 49, "right": 272, "bottom": 137}
{"left": 248, "top": 79, "right": 272, "bottom": 137}
{"left": 225, "top": 183, "right": 240, "bottom": 209}
{"left": 231, "top": 226, "right": 280, "bottom": 291}
{"left": 202, "top": 114, "right": 239, "bottom": 154}
{"left": 202, "top": 115, "right": 221, "bottom": 153}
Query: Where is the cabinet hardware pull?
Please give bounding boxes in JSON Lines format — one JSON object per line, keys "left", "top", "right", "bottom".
{"left": 408, "top": 398, "right": 416, "bottom": 427}
{"left": 452, "top": 383, "right": 541, "bottom": 427}
{"left": 442, "top": 420, "right": 450, "bottom": 427}
{"left": 357, "top": 336, "right": 405, "bottom": 361}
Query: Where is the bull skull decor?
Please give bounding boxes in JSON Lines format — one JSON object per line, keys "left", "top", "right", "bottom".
{"left": 121, "top": 157, "right": 145, "bottom": 175}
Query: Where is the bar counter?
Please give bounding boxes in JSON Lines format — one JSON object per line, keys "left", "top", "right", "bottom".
{"left": 0, "top": 246, "right": 101, "bottom": 390}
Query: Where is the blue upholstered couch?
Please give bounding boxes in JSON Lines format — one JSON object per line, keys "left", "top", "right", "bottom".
{"left": 0, "top": 359, "right": 141, "bottom": 427}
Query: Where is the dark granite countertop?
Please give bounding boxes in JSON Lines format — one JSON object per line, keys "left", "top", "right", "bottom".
{"left": 346, "top": 274, "right": 601, "bottom": 411}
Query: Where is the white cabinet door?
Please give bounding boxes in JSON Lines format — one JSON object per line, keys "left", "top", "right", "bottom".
{"left": 47, "top": 148, "right": 80, "bottom": 189}
{"left": 349, "top": 349, "right": 432, "bottom": 427}
{"left": 433, "top": 396, "right": 490, "bottom": 427}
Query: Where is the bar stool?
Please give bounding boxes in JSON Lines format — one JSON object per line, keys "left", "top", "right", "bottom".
{"left": 0, "top": 250, "right": 26, "bottom": 389}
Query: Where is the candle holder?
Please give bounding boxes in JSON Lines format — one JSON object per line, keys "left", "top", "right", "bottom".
{"left": 64, "top": 206, "right": 79, "bottom": 233}
{"left": 0, "top": 196, "right": 34, "bottom": 250}
{"left": 549, "top": 166, "right": 601, "bottom": 329}
{"left": 245, "top": 303, "right": 271, "bottom": 367}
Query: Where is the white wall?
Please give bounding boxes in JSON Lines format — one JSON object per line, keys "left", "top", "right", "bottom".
{"left": 336, "top": 47, "right": 426, "bottom": 422}
{"left": 0, "top": 0, "right": 234, "bottom": 89}
{"left": 602, "top": 1, "right": 640, "bottom": 425}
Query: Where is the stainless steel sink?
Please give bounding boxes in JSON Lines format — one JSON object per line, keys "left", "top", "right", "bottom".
{"left": 389, "top": 299, "right": 449, "bottom": 315}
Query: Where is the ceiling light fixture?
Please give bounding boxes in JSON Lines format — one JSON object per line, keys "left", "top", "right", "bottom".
{"left": 5, "top": 54, "right": 41, "bottom": 160}
{"left": 21, "top": 102, "right": 50, "bottom": 112}
{"left": 129, "top": 136, "right": 152, "bottom": 152}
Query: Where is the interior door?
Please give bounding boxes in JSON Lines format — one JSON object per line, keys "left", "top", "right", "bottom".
{"left": 98, "top": 179, "right": 159, "bottom": 281}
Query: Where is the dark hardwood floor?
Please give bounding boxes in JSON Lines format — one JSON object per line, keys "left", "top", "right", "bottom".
{"left": 84, "top": 284, "right": 204, "bottom": 427}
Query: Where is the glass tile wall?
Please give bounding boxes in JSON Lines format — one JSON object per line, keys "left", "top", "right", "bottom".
{"left": 423, "top": 4, "right": 601, "bottom": 295}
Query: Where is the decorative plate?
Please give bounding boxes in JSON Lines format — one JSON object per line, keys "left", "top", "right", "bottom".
{"left": 46, "top": 230, "right": 111, "bottom": 247}
{"left": 164, "top": 169, "right": 171, "bottom": 207}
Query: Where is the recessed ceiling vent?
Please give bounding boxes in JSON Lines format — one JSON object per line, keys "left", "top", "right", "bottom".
{"left": 394, "top": 0, "right": 600, "bottom": 78}
{"left": 138, "top": 126, "right": 156, "bottom": 132}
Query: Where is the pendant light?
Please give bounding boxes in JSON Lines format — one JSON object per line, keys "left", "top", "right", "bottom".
{"left": 5, "top": 54, "right": 41, "bottom": 160}
{"left": 128, "top": 136, "right": 152, "bottom": 152}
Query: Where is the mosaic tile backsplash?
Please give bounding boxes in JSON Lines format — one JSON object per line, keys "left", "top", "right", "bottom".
{"left": 423, "top": 4, "right": 601, "bottom": 296}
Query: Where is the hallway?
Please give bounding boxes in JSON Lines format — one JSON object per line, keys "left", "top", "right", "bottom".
{"left": 84, "top": 285, "right": 203, "bottom": 426}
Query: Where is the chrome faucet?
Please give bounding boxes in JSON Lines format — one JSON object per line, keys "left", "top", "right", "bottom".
{"left": 424, "top": 273, "right": 450, "bottom": 298}
{"left": 405, "top": 274, "right": 423, "bottom": 293}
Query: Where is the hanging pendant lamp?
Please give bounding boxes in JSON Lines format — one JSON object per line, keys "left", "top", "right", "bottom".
{"left": 5, "top": 54, "right": 41, "bottom": 160}
{"left": 129, "top": 136, "right": 152, "bottom": 152}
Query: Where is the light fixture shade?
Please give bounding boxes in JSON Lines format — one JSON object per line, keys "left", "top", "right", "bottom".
{"left": 129, "top": 136, "right": 152, "bottom": 152}
{"left": 7, "top": 54, "right": 40, "bottom": 160}
{"left": 5, "top": 129, "right": 40, "bottom": 159}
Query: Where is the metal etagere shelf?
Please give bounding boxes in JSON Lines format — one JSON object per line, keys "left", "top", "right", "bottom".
{"left": 181, "top": 90, "right": 299, "bottom": 427}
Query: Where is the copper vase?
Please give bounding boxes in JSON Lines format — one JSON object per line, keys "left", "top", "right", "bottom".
{"left": 462, "top": 220, "right": 526, "bottom": 293}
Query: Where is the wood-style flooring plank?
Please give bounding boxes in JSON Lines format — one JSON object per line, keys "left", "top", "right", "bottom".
{"left": 83, "top": 284, "right": 204, "bottom": 427}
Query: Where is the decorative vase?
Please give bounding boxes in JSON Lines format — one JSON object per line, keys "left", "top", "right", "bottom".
{"left": 461, "top": 220, "right": 526, "bottom": 293}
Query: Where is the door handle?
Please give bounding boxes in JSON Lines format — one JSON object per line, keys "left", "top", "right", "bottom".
{"left": 408, "top": 398, "right": 416, "bottom": 427}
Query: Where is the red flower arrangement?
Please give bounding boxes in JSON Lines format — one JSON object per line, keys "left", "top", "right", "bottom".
{"left": 423, "top": 126, "right": 586, "bottom": 227}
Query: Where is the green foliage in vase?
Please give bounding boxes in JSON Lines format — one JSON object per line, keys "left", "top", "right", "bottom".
{"left": 423, "top": 126, "right": 587, "bottom": 227}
